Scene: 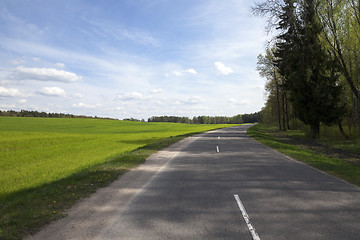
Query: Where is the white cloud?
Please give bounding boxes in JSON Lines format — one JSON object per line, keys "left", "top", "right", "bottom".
{"left": 55, "top": 62, "right": 65, "bottom": 68}
{"left": 17, "top": 99, "right": 27, "bottom": 104}
{"left": 150, "top": 88, "right": 163, "bottom": 94}
{"left": 177, "top": 96, "right": 205, "bottom": 105}
{"left": 72, "top": 102, "right": 101, "bottom": 109}
{"left": 241, "top": 99, "right": 251, "bottom": 105}
{"left": 172, "top": 70, "right": 182, "bottom": 76}
{"left": 229, "top": 98, "right": 250, "bottom": 105}
{"left": 168, "top": 68, "right": 198, "bottom": 77}
{"left": 118, "top": 91, "right": 144, "bottom": 101}
{"left": 214, "top": 62, "right": 233, "bottom": 75}
{"left": 185, "top": 68, "right": 198, "bottom": 74}
{"left": 73, "top": 93, "right": 85, "bottom": 98}
{"left": 0, "top": 80, "right": 13, "bottom": 85}
{"left": 38, "top": 87, "right": 66, "bottom": 97}
{"left": 0, "top": 86, "right": 21, "bottom": 97}
{"left": 1, "top": 38, "right": 153, "bottom": 88}
{"left": 0, "top": 104, "right": 17, "bottom": 109}
{"left": 10, "top": 66, "right": 82, "bottom": 82}
{"left": 9, "top": 59, "right": 26, "bottom": 65}
{"left": 81, "top": 16, "right": 160, "bottom": 47}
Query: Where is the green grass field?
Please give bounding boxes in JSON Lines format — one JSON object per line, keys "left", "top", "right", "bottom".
{"left": 0, "top": 117, "right": 235, "bottom": 239}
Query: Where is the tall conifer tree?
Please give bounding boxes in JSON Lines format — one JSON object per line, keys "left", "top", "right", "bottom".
{"left": 276, "top": 0, "right": 344, "bottom": 138}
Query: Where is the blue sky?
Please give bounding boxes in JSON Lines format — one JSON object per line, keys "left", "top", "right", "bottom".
{"left": 0, "top": 0, "right": 268, "bottom": 119}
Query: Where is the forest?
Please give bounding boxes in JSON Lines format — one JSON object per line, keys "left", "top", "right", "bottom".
{"left": 0, "top": 110, "right": 115, "bottom": 120}
{"left": 148, "top": 112, "right": 261, "bottom": 124}
{"left": 254, "top": 0, "right": 360, "bottom": 138}
{"left": 0, "top": 110, "right": 262, "bottom": 124}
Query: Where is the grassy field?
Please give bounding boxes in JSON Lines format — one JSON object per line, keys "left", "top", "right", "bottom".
{"left": 0, "top": 117, "right": 235, "bottom": 240}
{"left": 247, "top": 124, "right": 360, "bottom": 187}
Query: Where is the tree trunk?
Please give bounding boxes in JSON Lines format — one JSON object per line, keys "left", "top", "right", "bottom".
{"left": 281, "top": 91, "right": 286, "bottom": 131}
{"left": 310, "top": 123, "right": 320, "bottom": 139}
{"left": 338, "top": 120, "right": 348, "bottom": 139}
{"left": 275, "top": 72, "right": 282, "bottom": 131}
{"left": 292, "top": 107, "right": 297, "bottom": 129}
{"left": 336, "top": 45, "right": 359, "bottom": 99}
{"left": 285, "top": 93, "right": 290, "bottom": 130}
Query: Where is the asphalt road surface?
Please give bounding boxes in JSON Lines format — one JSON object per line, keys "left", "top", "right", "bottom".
{"left": 28, "top": 125, "right": 360, "bottom": 240}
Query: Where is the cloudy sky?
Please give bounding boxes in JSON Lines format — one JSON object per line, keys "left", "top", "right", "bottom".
{"left": 0, "top": 0, "right": 268, "bottom": 120}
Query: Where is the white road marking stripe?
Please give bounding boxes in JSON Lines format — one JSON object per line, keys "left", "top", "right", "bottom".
{"left": 234, "top": 194, "right": 261, "bottom": 240}
{"left": 216, "top": 146, "right": 220, "bottom": 152}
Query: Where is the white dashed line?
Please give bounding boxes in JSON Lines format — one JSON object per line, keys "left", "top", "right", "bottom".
{"left": 216, "top": 146, "right": 220, "bottom": 153}
{"left": 234, "top": 194, "right": 261, "bottom": 240}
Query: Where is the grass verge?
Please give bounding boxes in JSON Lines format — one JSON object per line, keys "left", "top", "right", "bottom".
{"left": 247, "top": 124, "right": 360, "bottom": 187}
{"left": 0, "top": 131, "right": 210, "bottom": 240}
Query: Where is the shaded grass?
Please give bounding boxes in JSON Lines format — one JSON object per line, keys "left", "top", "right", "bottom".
{"left": 0, "top": 117, "right": 235, "bottom": 240}
{"left": 320, "top": 137, "right": 360, "bottom": 153}
{"left": 289, "top": 122, "right": 360, "bottom": 152}
{"left": 247, "top": 124, "right": 360, "bottom": 187}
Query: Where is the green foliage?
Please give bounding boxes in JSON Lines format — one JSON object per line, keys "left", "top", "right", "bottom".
{"left": 318, "top": 0, "right": 360, "bottom": 100}
{"left": 275, "top": 0, "right": 345, "bottom": 137}
{"left": 257, "top": 48, "right": 291, "bottom": 131}
{"left": 242, "top": 112, "right": 263, "bottom": 123}
{"left": 254, "top": 0, "right": 359, "bottom": 138}
{"left": 148, "top": 113, "right": 262, "bottom": 124}
{"left": 0, "top": 109, "right": 113, "bottom": 119}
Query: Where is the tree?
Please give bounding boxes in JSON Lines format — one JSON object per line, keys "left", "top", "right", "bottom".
{"left": 318, "top": 0, "right": 359, "bottom": 99}
{"left": 276, "top": 0, "right": 344, "bottom": 138}
{"left": 318, "top": 0, "right": 360, "bottom": 134}
{"left": 257, "top": 47, "right": 291, "bottom": 130}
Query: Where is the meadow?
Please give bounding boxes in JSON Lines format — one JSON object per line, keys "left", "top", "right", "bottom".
{"left": 0, "top": 117, "right": 235, "bottom": 239}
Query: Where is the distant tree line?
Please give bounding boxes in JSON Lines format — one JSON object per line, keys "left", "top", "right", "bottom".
{"left": 148, "top": 113, "right": 262, "bottom": 124}
{"left": 123, "top": 118, "right": 145, "bottom": 122}
{"left": 1, "top": 109, "right": 263, "bottom": 124}
{"left": 242, "top": 112, "right": 262, "bottom": 123}
{"left": 0, "top": 110, "right": 115, "bottom": 120}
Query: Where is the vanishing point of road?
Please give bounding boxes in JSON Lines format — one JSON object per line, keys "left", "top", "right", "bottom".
{"left": 27, "top": 124, "right": 360, "bottom": 240}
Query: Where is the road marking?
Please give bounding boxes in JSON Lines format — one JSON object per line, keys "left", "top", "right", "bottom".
{"left": 234, "top": 194, "right": 261, "bottom": 240}
{"left": 216, "top": 146, "right": 220, "bottom": 153}
{"left": 218, "top": 136, "right": 220, "bottom": 139}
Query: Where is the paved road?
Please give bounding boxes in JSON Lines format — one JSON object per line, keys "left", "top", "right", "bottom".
{"left": 29, "top": 125, "right": 360, "bottom": 240}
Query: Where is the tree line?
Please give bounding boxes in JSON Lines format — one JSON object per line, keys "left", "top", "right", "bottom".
{"left": 0, "top": 110, "right": 115, "bottom": 120}
{"left": 254, "top": 0, "right": 360, "bottom": 138}
{"left": 1, "top": 110, "right": 262, "bottom": 124}
{"left": 148, "top": 112, "right": 261, "bottom": 124}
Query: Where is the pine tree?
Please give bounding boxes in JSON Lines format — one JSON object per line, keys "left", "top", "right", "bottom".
{"left": 276, "top": 0, "right": 344, "bottom": 138}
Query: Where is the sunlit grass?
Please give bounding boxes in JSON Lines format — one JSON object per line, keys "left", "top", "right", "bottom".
{"left": 0, "top": 117, "right": 233, "bottom": 197}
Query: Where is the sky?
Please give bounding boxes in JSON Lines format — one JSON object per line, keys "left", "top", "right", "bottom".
{"left": 0, "top": 0, "right": 269, "bottom": 120}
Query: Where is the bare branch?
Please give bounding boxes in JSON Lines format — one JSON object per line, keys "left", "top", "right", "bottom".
{"left": 252, "top": 0, "right": 285, "bottom": 33}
